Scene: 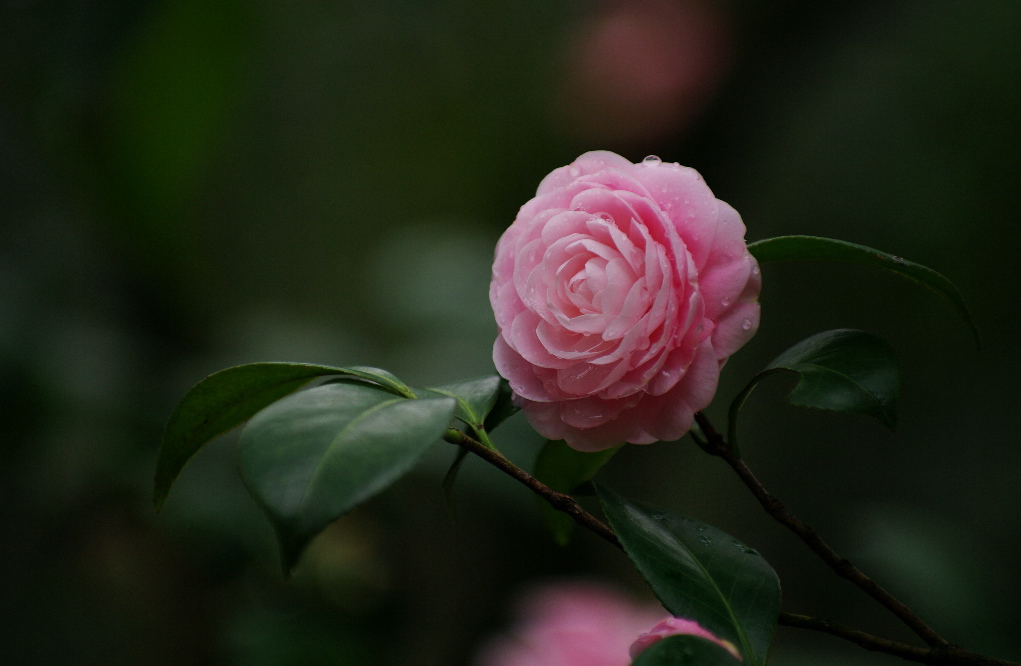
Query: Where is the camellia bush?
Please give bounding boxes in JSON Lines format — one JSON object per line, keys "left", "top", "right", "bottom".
{"left": 153, "top": 151, "right": 1005, "bottom": 666}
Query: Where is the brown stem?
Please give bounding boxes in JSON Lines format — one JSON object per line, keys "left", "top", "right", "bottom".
{"left": 780, "top": 614, "right": 1018, "bottom": 666}
{"left": 693, "top": 412, "right": 949, "bottom": 649}
{"left": 441, "top": 429, "right": 620, "bottom": 549}
{"left": 443, "top": 426, "right": 1020, "bottom": 666}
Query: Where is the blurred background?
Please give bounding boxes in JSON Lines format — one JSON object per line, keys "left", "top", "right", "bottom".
{"left": 1, "top": 0, "right": 1019, "bottom": 664}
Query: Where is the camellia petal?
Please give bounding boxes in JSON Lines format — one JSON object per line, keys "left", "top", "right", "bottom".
{"left": 630, "top": 617, "right": 743, "bottom": 661}
{"left": 491, "top": 151, "right": 760, "bottom": 450}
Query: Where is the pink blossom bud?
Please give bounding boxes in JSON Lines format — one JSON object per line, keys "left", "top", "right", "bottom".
{"left": 629, "top": 617, "right": 743, "bottom": 661}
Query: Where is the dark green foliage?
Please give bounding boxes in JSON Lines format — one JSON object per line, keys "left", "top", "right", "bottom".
{"left": 425, "top": 375, "right": 513, "bottom": 443}
{"left": 533, "top": 440, "right": 619, "bottom": 545}
{"left": 154, "top": 363, "right": 413, "bottom": 509}
{"left": 748, "top": 235, "right": 979, "bottom": 348}
{"left": 631, "top": 635, "right": 745, "bottom": 666}
{"left": 732, "top": 330, "right": 900, "bottom": 438}
{"left": 239, "top": 379, "right": 455, "bottom": 573}
{"left": 598, "top": 487, "right": 780, "bottom": 666}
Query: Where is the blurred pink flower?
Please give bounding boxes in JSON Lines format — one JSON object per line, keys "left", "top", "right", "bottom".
{"left": 630, "top": 617, "right": 742, "bottom": 661}
{"left": 473, "top": 582, "right": 664, "bottom": 666}
{"left": 490, "top": 150, "right": 760, "bottom": 451}
{"left": 554, "top": 0, "right": 733, "bottom": 146}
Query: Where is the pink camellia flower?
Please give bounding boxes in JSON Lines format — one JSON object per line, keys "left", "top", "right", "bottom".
{"left": 630, "top": 617, "right": 743, "bottom": 661}
{"left": 490, "top": 150, "right": 760, "bottom": 451}
{"left": 472, "top": 582, "right": 664, "bottom": 666}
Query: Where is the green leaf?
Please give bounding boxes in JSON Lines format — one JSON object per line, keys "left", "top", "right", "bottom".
{"left": 428, "top": 376, "right": 503, "bottom": 429}
{"left": 747, "top": 235, "right": 979, "bottom": 348}
{"left": 239, "top": 379, "right": 456, "bottom": 573}
{"left": 534, "top": 440, "right": 620, "bottom": 545}
{"left": 426, "top": 375, "right": 519, "bottom": 434}
{"left": 483, "top": 377, "right": 520, "bottom": 432}
{"left": 441, "top": 447, "right": 471, "bottom": 516}
{"left": 632, "top": 635, "right": 745, "bottom": 666}
{"left": 340, "top": 366, "right": 417, "bottom": 398}
{"left": 153, "top": 362, "right": 415, "bottom": 510}
{"left": 421, "top": 376, "right": 520, "bottom": 500}
{"left": 734, "top": 330, "right": 900, "bottom": 440}
{"left": 598, "top": 487, "right": 780, "bottom": 666}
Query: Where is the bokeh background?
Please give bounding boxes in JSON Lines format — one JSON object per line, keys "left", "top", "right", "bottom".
{"left": 2, "top": 0, "right": 1019, "bottom": 664}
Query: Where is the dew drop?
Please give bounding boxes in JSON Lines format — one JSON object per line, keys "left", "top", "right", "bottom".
{"left": 742, "top": 319, "right": 753, "bottom": 331}
{"left": 569, "top": 166, "right": 580, "bottom": 177}
{"left": 751, "top": 264, "right": 761, "bottom": 277}
{"left": 642, "top": 155, "right": 662, "bottom": 165}
{"left": 721, "top": 297, "right": 732, "bottom": 308}
{"left": 699, "top": 536, "right": 713, "bottom": 546}
{"left": 695, "top": 526, "right": 706, "bottom": 533}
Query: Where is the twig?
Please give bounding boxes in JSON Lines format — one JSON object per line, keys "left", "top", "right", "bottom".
{"left": 780, "top": 613, "right": 930, "bottom": 662}
{"left": 441, "top": 429, "right": 620, "bottom": 549}
{"left": 693, "top": 412, "right": 949, "bottom": 648}
{"left": 779, "top": 614, "right": 1018, "bottom": 666}
{"left": 443, "top": 423, "right": 1020, "bottom": 666}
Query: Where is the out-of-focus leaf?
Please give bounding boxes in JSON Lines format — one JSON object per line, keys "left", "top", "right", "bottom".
{"left": 239, "top": 380, "right": 455, "bottom": 573}
{"left": 106, "top": 0, "right": 255, "bottom": 265}
{"left": 733, "top": 330, "right": 900, "bottom": 436}
{"left": 747, "top": 235, "right": 979, "bottom": 348}
{"left": 534, "top": 440, "right": 620, "bottom": 545}
{"left": 154, "top": 363, "right": 415, "bottom": 509}
{"left": 632, "top": 635, "right": 745, "bottom": 666}
{"left": 598, "top": 487, "right": 780, "bottom": 666}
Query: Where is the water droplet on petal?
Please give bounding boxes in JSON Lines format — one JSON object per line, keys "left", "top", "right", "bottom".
{"left": 742, "top": 319, "right": 753, "bottom": 331}
{"left": 721, "top": 297, "right": 732, "bottom": 308}
{"left": 751, "top": 264, "right": 761, "bottom": 276}
{"left": 569, "top": 166, "right": 580, "bottom": 177}
{"left": 642, "top": 155, "right": 662, "bottom": 165}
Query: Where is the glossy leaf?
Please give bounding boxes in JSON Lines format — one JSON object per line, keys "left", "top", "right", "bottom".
{"left": 239, "top": 379, "right": 455, "bottom": 572}
{"left": 632, "top": 635, "right": 745, "bottom": 666}
{"left": 423, "top": 376, "right": 519, "bottom": 500}
{"left": 442, "top": 447, "right": 471, "bottom": 515}
{"left": 534, "top": 440, "right": 620, "bottom": 545}
{"left": 747, "top": 235, "right": 979, "bottom": 348}
{"left": 483, "top": 376, "right": 520, "bottom": 432}
{"left": 735, "top": 329, "right": 900, "bottom": 437}
{"left": 427, "top": 375, "right": 504, "bottom": 433}
{"left": 154, "top": 362, "right": 413, "bottom": 509}
{"left": 598, "top": 487, "right": 780, "bottom": 666}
